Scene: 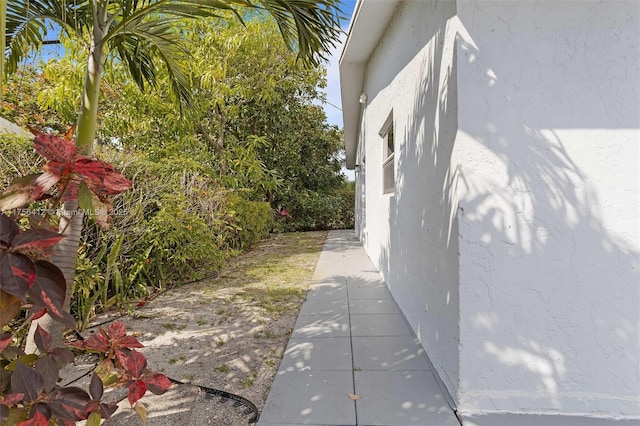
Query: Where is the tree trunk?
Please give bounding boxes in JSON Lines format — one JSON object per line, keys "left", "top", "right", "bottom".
{"left": 25, "top": 1, "right": 107, "bottom": 351}
{"left": 214, "top": 104, "right": 227, "bottom": 175}
{"left": 25, "top": 202, "right": 84, "bottom": 351}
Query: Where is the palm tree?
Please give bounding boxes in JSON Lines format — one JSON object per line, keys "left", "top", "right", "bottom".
{"left": 2, "top": 0, "right": 342, "bottom": 348}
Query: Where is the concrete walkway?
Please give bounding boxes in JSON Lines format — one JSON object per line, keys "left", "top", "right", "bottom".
{"left": 259, "top": 230, "right": 460, "bottom": 426}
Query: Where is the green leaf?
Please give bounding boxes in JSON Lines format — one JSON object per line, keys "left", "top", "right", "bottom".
{"left": 87, "top": 411, "right": 102, "bottom": 426}
{"left": 77, "top": 182, "right": 94, "bottom": 215}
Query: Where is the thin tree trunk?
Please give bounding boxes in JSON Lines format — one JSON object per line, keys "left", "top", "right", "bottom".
{"left": 214, "top": 104, "right": 227, "bottom": 175}
{"left": 25, "top": 202, "right": 84, "bottom": 350}
{"left": 26, "top": 1, "right": 108, "bottom": 352}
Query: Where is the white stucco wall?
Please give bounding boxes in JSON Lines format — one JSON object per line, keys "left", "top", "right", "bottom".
{"left": 454, "top": 0, "right": 640, "bottom": 421}
{"left": 355, "top": 0, "right": 461, "bottom": 398}
{"left": 349, "top": 0, "right": 639, "bottom": 422}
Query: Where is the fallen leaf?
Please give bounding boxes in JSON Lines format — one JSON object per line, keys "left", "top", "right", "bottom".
{"left": 347, "top": 393, "right": 360, "bottom": 400}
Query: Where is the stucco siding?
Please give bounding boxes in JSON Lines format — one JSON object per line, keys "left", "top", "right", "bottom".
{"left": 454, "top": 0, "right": 640, "bottom": 420}
{"left": 356, "top": 0, "right": 461, "bottom": 399}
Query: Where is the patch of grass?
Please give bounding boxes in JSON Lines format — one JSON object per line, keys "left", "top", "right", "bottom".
{"left": 217, "top": 364, "right": 230, "bottom": 373}
{"left": 216, "top": 338, "right": 225, "bottom": 347}
{"left": 241, "top": 373, "right": 257, "bottom": 387}
{"left": 263, "top": 330, "right": 278, "bottom": 339}
{"left": 162, "top": 323, "right": 186, "bottom": 331}
{"left": 196, "top": 317, "right": 207, "bottom": 326}
{"left": 168, "top": 355, "right": 187, "bottom": 364}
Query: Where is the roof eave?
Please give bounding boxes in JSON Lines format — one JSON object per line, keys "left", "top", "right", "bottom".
{"left": 339, "top": 0, "right": 401, "bottom": 170}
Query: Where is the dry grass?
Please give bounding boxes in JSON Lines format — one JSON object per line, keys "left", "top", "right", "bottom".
{"left": 94, "top": 231, "right": 328, "bottom": 425}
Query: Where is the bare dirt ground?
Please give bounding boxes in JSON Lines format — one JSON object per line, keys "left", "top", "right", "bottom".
{"left": 67, "top": 231, "right": 327, "bottom": 425}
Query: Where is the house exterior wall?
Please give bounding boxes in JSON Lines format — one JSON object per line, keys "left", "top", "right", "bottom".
{"left": 350, "top": 0, "right": 640, "bottom": 423}
{"left": 453, "top": 1, "right": 640, "bottom": 421}
{"left": 355, "top": 0, "right": 462, "bottom": 399}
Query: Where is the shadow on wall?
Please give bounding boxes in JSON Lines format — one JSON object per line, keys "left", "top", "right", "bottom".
{"left": 377, "top": 5, "right": 461, "bottom": 399}
{"left": 380, "top": 4, "right": 639, "bottom": 416}
{"left": 453, "top": 29, "right": 639, "bottom": 413}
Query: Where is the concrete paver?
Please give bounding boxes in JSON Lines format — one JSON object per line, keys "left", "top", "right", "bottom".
{"left": 349, "top": 298, "right": 401, "bottom": 315}
{"left": 258, "top": 230, "right": 459, "bottom": 426}
{"left": 259, "top": 371, "right": 356, "bottom": 425}
{"left": 354, "top": 371, "right": 459, "bottom": 426}
{"left": 280, "top": 337, "right": 353, "bottom": 372}
{"left": 352, "top": 336, "right": 430, "bottom": 371}
{"left": 350, "top": 314, "right": 413, "bottom": 337}
{"left": 292, "top": 314, "right": 350, "bottom": 338}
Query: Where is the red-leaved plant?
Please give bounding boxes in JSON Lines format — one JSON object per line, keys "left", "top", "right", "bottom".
{"left": 0, "top": 130, "right": 171, "bottom": 425}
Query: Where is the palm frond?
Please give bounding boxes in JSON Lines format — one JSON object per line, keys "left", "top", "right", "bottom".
{"left": 109, "top": 18, "right": 192, "bottom": 106}
{"left": 5, "top": 0, "right": 91, "bottom": 73}
{"left": 254, "top": 0, "right": 343, "bottom": 66}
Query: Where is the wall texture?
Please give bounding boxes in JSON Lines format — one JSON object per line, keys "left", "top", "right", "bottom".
{"left": 351, "top": 0, "right": 639, "bottom": 423}
{"left": 454, "top": 0, "right": 640, "bottom": 421}
{"left": 356, "top": 0, "right": 461, "bottom": 399}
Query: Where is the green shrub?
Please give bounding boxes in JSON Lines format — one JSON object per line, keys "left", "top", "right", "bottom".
{"left": 224, "top": 192, "right": 273, "bottom": 251}
{"left": 0, "top": 133, "right": 40, "bottom": 188}
{"left": 280, "top": 182, "right": 354, "bottom": 232}
{"left": 72, "top": 150, "right": 230, "bottom": 325}
{"left": 141, "top": 194, "right": 225, "bottom": 283}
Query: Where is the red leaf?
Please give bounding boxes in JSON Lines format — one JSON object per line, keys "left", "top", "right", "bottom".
{"left": 73, "top": 158, "right": 132, "bottom": 195}
{"left": 62, "top": 179, "right": 82, "bottom": 203}
{"left": 10, "top": 361, "right": 45, "bottom": 403}
{"left": 50, "top": 348, "right": 75, "bottom": 366}
{"left": 115, "top": 348, "right": 130, "bottom": 371}
{"left": 0, "top": 213, "right": 19, "bottom": 247}
{"left": 80, "top": 334, "right": 110, "bottom": 353}
{"left": 32, "top": 403, "right": 52, "bottom": 420}
{"left": 127, "top": 380, "right": 147, "bottom": 406}
{"left": 117, "top": 336, "right": 144, "bottom": 349}
{"left": 44, "top": 160, "right": 71, "bottom": 177}
{"left": 34, "top": 356, "right": 59, "bottom": 392}
{"left": 1, "top": 392, "right": 24, "bottom": 406}
{"left": 17, "top": 411, "right": 48, "bottom": 426}
{"left": 28, "top": 261, "right": 74, "bottom": 328}
{"left": 34, "top": 325, "right": 52, "bottom": 353}
{"left": 0, "top": 333, "right": 13, "bottom": 353}
{"left": 30, "top": 307, "right": 48, "bottom": 321}
{"left": 144, "top": 373, "right": 172, "bottom": 395}
{"left": 124, "top": 350, "right": 147, "bottom": 379}
{"left": 0, "top": 252, "right": 36, "bottom": 300}
{"left": 34, "top": 133, "right": 76, "bottom": 163}
{"left": 106, "top": 322, "right": 127, "bottom": 340}
{"left": 89, "top": 373, "right": 103, "bottom": 401}
{"left": 11, "top": 229, "right": 64, "bottom": 253}
{"left": 48, "top": 387, "right": 91, "bottom": 421}
{"left": 100, "top": 402, "right": 118, "bottom": 419}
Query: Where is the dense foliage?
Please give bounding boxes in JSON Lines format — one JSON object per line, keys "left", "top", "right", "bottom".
{"left": 0, "top": 13, "right": 352, "bottom": 327}
{"left": 0, "top": 131, "right": 171, "bottom": 425}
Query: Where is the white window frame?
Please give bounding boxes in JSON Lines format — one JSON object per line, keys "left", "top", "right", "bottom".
{"left": 380, "top": 112, "right": 395, "bottom": 194}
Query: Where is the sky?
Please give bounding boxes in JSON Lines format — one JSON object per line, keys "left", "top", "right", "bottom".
{"left": 323, "top": 0, "right": 358, "bottom": 129}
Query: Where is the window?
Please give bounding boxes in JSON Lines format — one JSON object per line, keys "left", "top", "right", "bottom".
{"left": 381, "top": 113, "right": 394, "bottom": 194}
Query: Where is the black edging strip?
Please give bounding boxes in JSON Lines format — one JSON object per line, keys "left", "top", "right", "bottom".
{"left": 168, "top": 377, "right": 260, "bottom": 424}
{"left": 63, "top": 365, "right": 260, "bottom": 424}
